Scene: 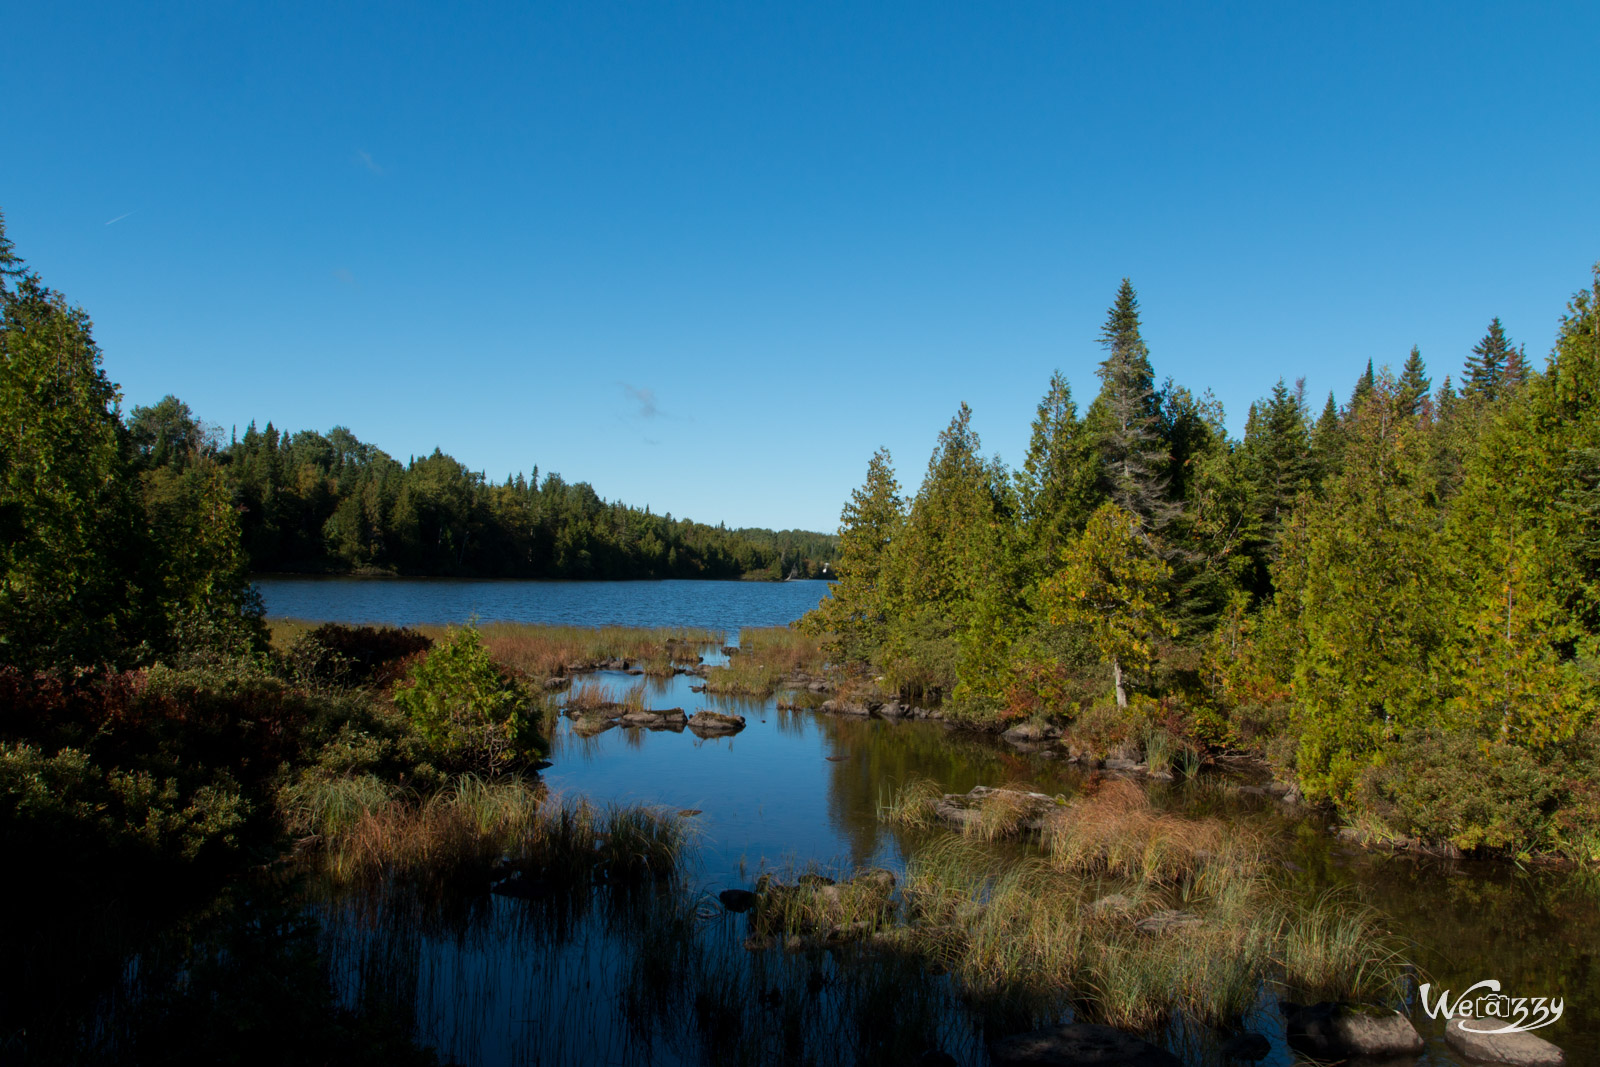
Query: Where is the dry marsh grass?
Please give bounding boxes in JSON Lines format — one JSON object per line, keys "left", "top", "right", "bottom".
{"left": 412, "top": 622, "right": 722, "bottom": 679}
{"left": 734, "top": 626, "right": 826, "bottom": 673}
{"left": 884, "top": 780, "right": 1409, "bottom": 1026}
{"left": 1046, "top": 778, "right": 1229, "bottom": 883}
{"left": 305, "top": 776, "right": 689, "bottom": 891}
{"left": 565, "top": 681, "right": 616, "bottom": 712}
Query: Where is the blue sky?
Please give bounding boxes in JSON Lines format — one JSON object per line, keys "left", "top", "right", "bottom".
{"left": 4, "top": 2, "right": 1597, "bottom": 532}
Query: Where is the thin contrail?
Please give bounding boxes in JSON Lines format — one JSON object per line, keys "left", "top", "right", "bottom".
{"left": 104, "top": 211, "right": 135, "bottom": 226}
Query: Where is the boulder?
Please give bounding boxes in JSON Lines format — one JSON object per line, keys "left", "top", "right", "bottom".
{"left": 1104, "top": 757, "right": 1144, "bottom": 772}
{"left": 542, "top": 676, "right": 570, "bottom": 691}
{"left": 1444, "top": 1018, "right": 1565, "bottom": 1066}
{"left": 688, "top": 710, "right": 746, "bottom": 736}
{"left": 1003, "top": 722, "right": 1063, "bottom": 744}
{"left": 719, "top": 888, "right": 757, "bottom": 913}
{"left": 1285, "top": 1002, "right": 1423, "bottom": 1059}
{"left": 620, "top": 708, "right": 688, "bottom": 729}
{"left": 931, "top": 785, "right": 1058, "bottom": 834}
{"left": 989, "top": 1023, "right": 1181, "bottom": 1067}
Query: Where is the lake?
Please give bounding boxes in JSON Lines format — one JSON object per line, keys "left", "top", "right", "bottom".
{"left": 263, "top": 578, "right": 1599, "bottom": 1065}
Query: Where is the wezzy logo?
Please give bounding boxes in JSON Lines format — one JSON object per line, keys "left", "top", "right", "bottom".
{"left": 1419, "top": 980, "right": 1563, "bottom": 1034}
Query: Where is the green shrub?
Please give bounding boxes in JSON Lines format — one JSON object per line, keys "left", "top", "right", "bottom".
{"left": 392, "top": 627, "right": 543, "bottom": 769}
{"left": 1356, "top": 729, "right": 1553, "bottom": 854}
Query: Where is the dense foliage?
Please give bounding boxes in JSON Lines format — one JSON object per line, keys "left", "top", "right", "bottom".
{"left": 200, "top": 413, "right": 835, "bottom": 579}
{"left": 808, "top": 271, "right": 1600, "bottom": 858}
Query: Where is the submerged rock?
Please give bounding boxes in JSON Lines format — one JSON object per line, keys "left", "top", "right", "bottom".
{"left": 1444, "top": 1018, "right": 1565, "bottom": 1066}
{"left": 989, "top": 1023, "right": 1181, "bottom": 1067}
{"left": 1285, "top": 1002, "right": 1423, "bottom": 1059}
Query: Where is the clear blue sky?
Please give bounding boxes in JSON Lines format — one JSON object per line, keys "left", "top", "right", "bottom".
{"left": 4, "top": 2, "right": 1597, "bottom": 532}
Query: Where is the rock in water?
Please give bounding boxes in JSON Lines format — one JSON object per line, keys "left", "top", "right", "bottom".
{"left": 1444, "top": 1018, "right": 1565, "bottom": 1066}
{"left": 989, "top": 1024, "right": 1181, "bottom": 1067}
{"left": 718, "top": 888, "right": 757, "bottom": 913}
{"left": 1286, "top": 1002, "right": 1423, "bottom": 1058}
{"left": 688, "top": 710, "right": 746, "bottom": 736}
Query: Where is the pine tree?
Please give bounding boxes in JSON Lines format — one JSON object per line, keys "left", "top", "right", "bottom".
{"left": 1086, "top": 279, "right": 1172, "bottom": 530}
{"left": 1308, "top": 391, "right": 1343, "bottom": 485}
{"left": 880, "top": 404, "right": 1020, "bottom": 706}
{"left": 1464, "top": 317, "right": 1515, "bottom": 401}
{"left": 1395, "top": 346, "right": 1431, "bottom": 420}
{"left": 1285, "top": 373, "right": 1455, "bottom": 803}
{"left": 1347, "top": 359, "right": 1377, "bottom": 413}
{"left": 804, "top": 448, "right": 904, "bottom": 663}
{"left": 1016, "top": 371, "right": 1099, "bottom": 579}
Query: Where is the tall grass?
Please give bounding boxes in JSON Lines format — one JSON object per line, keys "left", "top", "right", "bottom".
{"left": 325, "top": 774, "right": 542, "bottom": 885}
{"left": 878, "top": 778, "right": 945, "bottom": 831}
{"left": 566, "top": 681, "right": 616, "bottom": 712}
{"left": 411, "top": 622, "right": 722, "bottom": 679}
{"left": 1276, "top": 889, "right": 1410, "bottom": 1001}
{"left": 734, "top": 626, "right": 826, "bottom": 673}
{"left": 1046, "top": 778, "right": 1226, "bottom": 883}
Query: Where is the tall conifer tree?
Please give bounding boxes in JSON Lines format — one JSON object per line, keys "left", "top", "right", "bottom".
{"left": 1086, "top": 279, "right": 1172, "bottom": 531}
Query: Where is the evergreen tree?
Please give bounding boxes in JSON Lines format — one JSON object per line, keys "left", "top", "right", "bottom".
{"left": 880, "top": 404, "right": 1020, "bottom": 706}
{"left": 804, "top": 448, "right": 904, "bottom": 662}
{"left": 1395, "top": 346, "right": 1432, "bottom": 421}
{"left": 1016, "top": 371, "right": 1099, "bottom": 579}
{"left": 1463, "top": 317, "right": 1514, "bottom": 401}
{"left": 1308, "top": 390, "right": 1343, "bottom": 484}
{"left": 1086, "top": 279, "right": 1172, "bottom": 530}
{"left": 1041, "top": 503, "right": 1176, "bottom": 707}
{"left": 0, "top": 218, "right": 143, "bottom": 669}
{"left": 1284, "top": 373, "right": 1454, "bottom": 803}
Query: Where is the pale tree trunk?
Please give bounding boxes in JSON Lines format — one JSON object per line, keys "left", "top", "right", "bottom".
{"left": 1113, "top": 656, "right": 1127, "bottom": 708}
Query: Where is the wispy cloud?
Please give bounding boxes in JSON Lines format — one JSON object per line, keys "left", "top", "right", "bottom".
{"left": 104, "top": 211, "right": 135, "bottom": 226}
{"left": 354, "top": 149, "right": 385, "bottom": 176}
{"left": 621, "top": 383, "right": 661, "bottom": 419}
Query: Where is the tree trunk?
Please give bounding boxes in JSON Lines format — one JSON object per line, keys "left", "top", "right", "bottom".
{"left": 1113, "top": 656, "right": 1127, "bottom": 708}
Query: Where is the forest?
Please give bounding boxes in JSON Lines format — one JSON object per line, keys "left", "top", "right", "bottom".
{"left": 120, "top": 402, "right": 836, "bottom": 581}
{"left": 805, "top": 274, "right": 1600, "bottom": 859}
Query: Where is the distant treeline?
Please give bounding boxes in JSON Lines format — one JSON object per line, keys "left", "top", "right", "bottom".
{"left": 125, "top": 405, "right": 837, "bottom": 580}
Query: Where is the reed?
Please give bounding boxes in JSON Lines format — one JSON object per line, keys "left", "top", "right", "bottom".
{"left": 565, "top": 681, "right": 616, "bottom": 712}
{"left": 734, "top": 626, "right": 827, "bottom": 674}
{"left": 279, "top": 772, "right": 398, "bottom": 838}
{"left": 877, "top": 777, "right": 945, "bottom": 831}
{"left": 325, "top": 774, "right": 542, "bottom": 885}
{"left": 1275, "top": 889, "right": 1410, "bottom": 1001}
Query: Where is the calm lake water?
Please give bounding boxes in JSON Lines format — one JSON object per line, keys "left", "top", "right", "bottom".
{"left": 259, "top": 578, "right": 1596, "bottom": 1067}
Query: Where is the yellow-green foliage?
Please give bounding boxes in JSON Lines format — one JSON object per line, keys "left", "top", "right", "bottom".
{"left": 392, "top": 626, "right": 542, "bottom": 766}
{"left": 1041, "top": 502, "right": 1176, "bottom": 707}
